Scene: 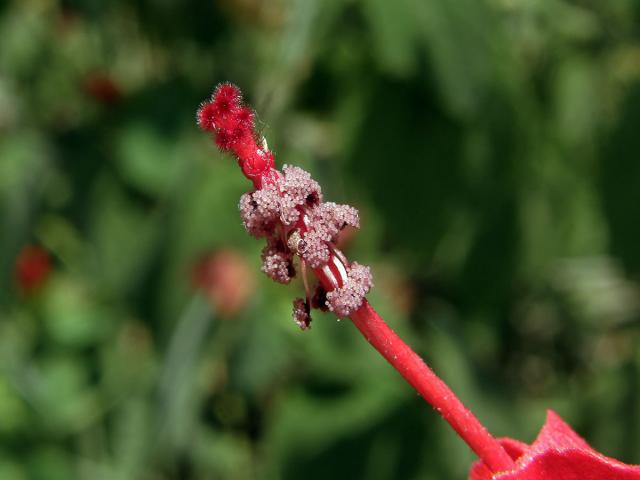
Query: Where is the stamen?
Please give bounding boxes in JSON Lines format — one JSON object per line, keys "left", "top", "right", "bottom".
{"left": 301, "top": 259, "right": 312, "bottom": 306}
{"left": 292, "top": 298, "right": 311, "bottom": 330}
{"left": 325, "top": 262, "right": 373, "bottom": 317}
{"left": 261, "top": 237, "right": 295, "bottom": 284}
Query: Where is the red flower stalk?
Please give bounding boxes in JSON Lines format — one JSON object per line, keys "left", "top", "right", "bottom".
{"left": 15, "top": 245, "right": 51, "bottom": 294}
{"left": 197, "top": 83, "right": 640, "bottom": 479}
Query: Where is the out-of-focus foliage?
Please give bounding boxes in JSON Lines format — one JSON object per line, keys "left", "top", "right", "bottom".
{"left": 1, "top": 0, "right": 640, "bottom": 478}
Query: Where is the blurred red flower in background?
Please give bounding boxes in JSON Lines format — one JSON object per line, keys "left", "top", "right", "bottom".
{"left": 15, "top": 245, "right": 51, "bottom": 294}
{"left": 84, "top": 72, "right": 122, "bottom": 104}
{"left": 191, "top": 250, "right": 255, "bottom": 317}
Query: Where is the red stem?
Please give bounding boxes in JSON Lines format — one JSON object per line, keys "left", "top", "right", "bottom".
{"left": 350, "top": 299, "right": 515, "bottom": 474}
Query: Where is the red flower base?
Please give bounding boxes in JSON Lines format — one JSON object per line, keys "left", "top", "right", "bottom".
{"left": 471, "top": 411, "right": 640, "bottom": 480}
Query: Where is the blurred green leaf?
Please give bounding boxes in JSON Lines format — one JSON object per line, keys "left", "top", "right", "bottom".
{"left": 42, "top": 275, "right": 111, "bottom": 347}
{"left": 31, "top": 356, "right": 100, "bottom": 432}
{"left": 115, "top": 124, "right": 185, "bottom": 197}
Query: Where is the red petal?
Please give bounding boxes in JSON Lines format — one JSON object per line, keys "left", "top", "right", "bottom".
{"left": 526, "top": 411, "right": 591, "bottom": 454}
{"left": 497, "top": 449, "right": 640, "bottom": 480}
{"left": 470, "top": 411, "right": 640, "bottom": 480}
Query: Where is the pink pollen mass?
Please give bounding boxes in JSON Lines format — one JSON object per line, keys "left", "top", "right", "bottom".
{"left": 238, "top": 187, "right": 280, "bottom": 238}
{"left": 299, "top": 229, "right": 331, "bottom": 268}
{"left": 261, "top": 246, "right": 294, "bottom": 284}
{"left": 278, "top": 165, "right": 323, "bottom": 225}
{"left": 281, "top": 165, "right": 323, "bottom": 205}
{"left": 297, "top": 202, "right": 360, "bottom": 268}
{"left": 325, "top": 262, "right": 373, "bottom": 317}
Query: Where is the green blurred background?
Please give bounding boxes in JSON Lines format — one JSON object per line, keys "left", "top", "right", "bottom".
{"left": 1, "top": 0, "right": 640, "bottom": 478}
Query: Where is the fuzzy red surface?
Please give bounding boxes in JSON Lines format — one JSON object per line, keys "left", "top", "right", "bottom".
{"left": 470, "top": 411, "right": 640, "bottom": 480}
{"left": 198, "top": 83, "right": 273, "bottom": 187}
